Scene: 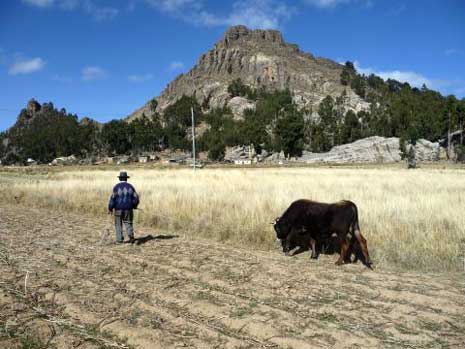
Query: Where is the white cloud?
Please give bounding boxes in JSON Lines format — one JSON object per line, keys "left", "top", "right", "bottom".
{"left": 169, "top": 61, "right": 185, "bottom": 71}
{"left": 145, "top": 0, "right": 294, "bottom": 29}
{"left": 128, "top": 73, "right": 154, "bottom": 82}
{"left": 22, "top": 0, "right": 118, "bottom": 20}
{"left": 304, "top": 0, "right": 351, "bottom": 7}
{"left": 353, "top": 61, "right": 431, "bottom": 88}
{"left": 81, "top": 66, "right": 107, "bottom": 81}
{"left": 8, "top": 57, "right": 46, "bottom": 75}
{"left": 22, "top": 0, "right": 54, "bottom": 7}
{"left": 147, "top": 0, "right": 200, "bottom": 13}
{"left": 82, "top": 1, "right": 119, "bottom": 20}
{"left": 352, "top": 61, "right": 465, "bottom": 97}
{"left": 211, "top": 0, "right": 294, "bottom": 29}
{"left": 303, "top": 0, "right": 372, "bottom": 8}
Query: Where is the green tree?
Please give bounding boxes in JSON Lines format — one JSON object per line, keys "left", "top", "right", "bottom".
{"left": 274, "top": 106, "right": 305, "bottom": 157}
{"left": 12, "top": 106, "right": 84, "bottom": 163}
{"left": 340, "top": 61, "right": 356, "bottom": 86}
{"left": 149, "top": 98, "right": 158, "bottom": 113}
{"left": 227, "top": 78, "right": 256, "bottom": 99}
{"left": 101, "top": 120, "right": 133, "bottom": 155}
{"left": 350, "top": 75, "right": 366, "bottom": 98}
{"left": 340, "top": 110, "right": 361, "bottom": 144}
{"left": 318, "top": 96, "right": 336, "bottom": 151}
{"left": 163, "top": 95, "right": 202, "bottom": 150}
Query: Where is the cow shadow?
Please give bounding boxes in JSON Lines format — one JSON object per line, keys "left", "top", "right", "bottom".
{"left": 130, "top": 234, "right": 178, "bottom": 245}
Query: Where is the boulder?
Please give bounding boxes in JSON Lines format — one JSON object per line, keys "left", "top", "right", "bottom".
{"left": 227, "top": 97, "right": 256, "bottom": 119}
{"left": 407, "top": 139, "right": 440, "bottom": 162}
{"left": 299, "top": 137, "right": 441, "bottom": 164}
{"left": 300, "top": 137, "right": 399, "bottom": 164}
{"left": 51, "top": 155, "right": 78, "bottom": 166}
{"left": 225, "top": 145, "right": 250, "bottom": 161}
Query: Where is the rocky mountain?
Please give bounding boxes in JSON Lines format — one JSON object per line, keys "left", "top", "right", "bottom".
{"left": 128, "top": 25, "right": 368, "bottom": 121}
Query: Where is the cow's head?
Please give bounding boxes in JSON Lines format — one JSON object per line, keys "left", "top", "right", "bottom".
{"left": 272, "top": 216, "right": 290, "bottom": 240}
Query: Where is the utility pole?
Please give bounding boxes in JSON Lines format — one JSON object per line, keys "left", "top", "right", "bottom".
{"left": 448, "top": 111, "right": 452, "bottom": 160}
{"left": 191, "top": 106, "right": 196, "bottom": 171}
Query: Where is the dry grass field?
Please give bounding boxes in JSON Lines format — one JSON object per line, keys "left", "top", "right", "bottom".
{"left": 2, "top": 165, "right": 465, "bottom": 272}
{"left": 1, "top": 165, "right": 465, "bottom": 348}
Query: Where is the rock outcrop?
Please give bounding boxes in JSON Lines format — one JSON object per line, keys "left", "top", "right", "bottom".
{"left": 128, "top": 25, "right": 369, "bottom": 121}
{"left": 407, "top": 139, "right": 440, "bottom": 162}
{"left": 298, "top": 137, "right": 440, "bottom": 164}
{"left": 227, "top": 97, "right": 256, "bottom": 119}
{"left": 50, "top": 155, "right": 79, "bottom": 166}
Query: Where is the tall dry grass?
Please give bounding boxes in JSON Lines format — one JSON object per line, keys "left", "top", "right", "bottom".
{"left": 3, "top": 166, "right": 465, "bottom": 271}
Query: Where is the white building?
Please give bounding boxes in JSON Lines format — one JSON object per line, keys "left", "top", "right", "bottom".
{"left": 234, "top": 159, "right": 252, "bottom": 165}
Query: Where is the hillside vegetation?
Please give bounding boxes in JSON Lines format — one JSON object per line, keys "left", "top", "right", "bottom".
{"left": 1, "top": 78, "right": 464, "bottom": 165}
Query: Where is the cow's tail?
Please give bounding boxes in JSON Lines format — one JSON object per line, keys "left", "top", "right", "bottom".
{"left": 351, "top": 203, "right": 360, "bottom": 238}
{"left": 350, "top": 203, "right": 372, "bottom": 269}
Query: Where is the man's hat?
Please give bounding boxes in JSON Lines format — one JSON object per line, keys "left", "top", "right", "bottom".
{"left": 118, "top": 171, "right": 130, "bottom": 180}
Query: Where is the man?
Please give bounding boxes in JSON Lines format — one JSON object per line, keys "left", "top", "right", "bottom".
{"left": 108, "top": 171, "right": 139, "bottom": 244}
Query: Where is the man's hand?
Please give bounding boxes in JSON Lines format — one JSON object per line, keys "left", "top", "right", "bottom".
{"left": 108, "top": 210, "right": 113, "bottom": 215}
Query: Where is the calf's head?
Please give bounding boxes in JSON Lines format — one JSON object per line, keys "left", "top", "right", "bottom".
{"left": 272, "top": 217, "right": 290, "bottom": 240}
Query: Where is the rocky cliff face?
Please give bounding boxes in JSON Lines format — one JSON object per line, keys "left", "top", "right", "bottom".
{"left": 128, "top": 25, "right": 369, "bottom": 121}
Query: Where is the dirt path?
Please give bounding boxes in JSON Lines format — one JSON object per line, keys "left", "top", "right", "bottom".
{"left": 1, "top": 205, "right": 464, "bottom": 348}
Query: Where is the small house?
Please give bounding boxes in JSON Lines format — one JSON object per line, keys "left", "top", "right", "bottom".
{"left": 26, "top": 158, "right": 37, "bottom": 166}
{"left": 139, "top": 156, "right": 149, "bottom": 163}
{"left": 117, "top": 156, "right": 129, "bottom": 165}
{"left": 234, "top": 159, "right": 252, "bottom": 165}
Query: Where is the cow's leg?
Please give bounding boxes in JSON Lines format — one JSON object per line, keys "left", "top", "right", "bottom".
{"left": 291, "top": 246, "right": 307, "bottom": 256}
{"left": 354, "top": 229, "right": 372, "bottom": 266}
{"left": 310, "top": 238, "right": 318, "bottom": 259}
{"left": 336, "top": 238, "right": 350, "bottom": 265}
{"left": 344, "top": 242, "right": 353, "bottom": 263}
{"left": 283, "top": 230, "right": 295, "bottom": 256}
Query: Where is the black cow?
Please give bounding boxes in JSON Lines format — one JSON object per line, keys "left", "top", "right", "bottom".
{"left": 273, "top": 199, "right": 372, "bottom": 268}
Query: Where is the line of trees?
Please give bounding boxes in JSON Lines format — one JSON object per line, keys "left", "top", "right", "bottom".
{"left": 1, "top": 65, "right": 464, "bottom": 164}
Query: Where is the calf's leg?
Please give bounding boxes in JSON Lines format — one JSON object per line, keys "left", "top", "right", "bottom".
{"left": 310, "top": 238, "right": 318, "bottom": 259}
{"left": 336, "top": 238, "right": 350, "bottom": 265}
{"left": 354, "top": 229, "right": 372, "bottom": 266}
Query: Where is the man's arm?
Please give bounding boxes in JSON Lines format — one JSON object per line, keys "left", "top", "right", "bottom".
{"left": 108, "top": 186, "right": 116, "bottom": 213}
{"left": 133, "top": 190, "right": 139, "bottom": 209}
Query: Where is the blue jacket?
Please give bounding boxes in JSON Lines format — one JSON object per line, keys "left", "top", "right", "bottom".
{"left": 108, "top": 182, "right": 139, "bottom": 211}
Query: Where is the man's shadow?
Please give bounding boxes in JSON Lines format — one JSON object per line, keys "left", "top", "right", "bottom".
{"left": 127, "top": 234, "right": 178, "bottom": 245}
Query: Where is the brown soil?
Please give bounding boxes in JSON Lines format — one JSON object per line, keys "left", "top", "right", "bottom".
{"left": 1, "top": 205, "right": 464, "bottom": 348}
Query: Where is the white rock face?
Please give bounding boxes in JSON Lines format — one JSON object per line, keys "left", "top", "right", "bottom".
{"left": 227, "top": 97, "right": 256, "bottom": 119}
{"left": 298, "top": 137, "right": 441, "bottom": 164}
{"left": 51, "top": 155, "right": 78, "bottom": 166}
{"left": 408, "top": 139, "right": 440, "bottom": 161}
{"left": 300, "top": 137, "right": 401, "bottom": 164}
{"left": 225, "top": 145, "right": 253, "bottom": 160}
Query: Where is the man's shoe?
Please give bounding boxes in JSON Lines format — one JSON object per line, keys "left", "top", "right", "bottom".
{"left": 116, "top": 240, "right": 124, "bottom": 244}
{"left": 128, "top": 237, "right": 136, "bottom": 244}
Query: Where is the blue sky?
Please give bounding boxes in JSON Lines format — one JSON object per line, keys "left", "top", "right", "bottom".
{"left": 1, "top": 0, "right": 464, "bottom": 131}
